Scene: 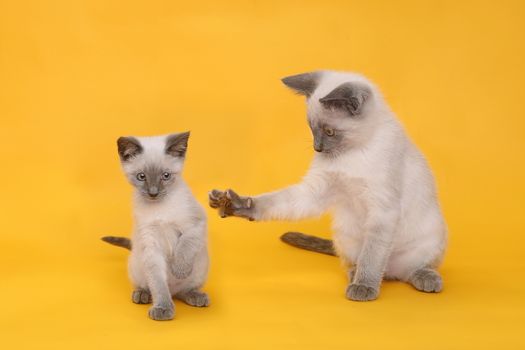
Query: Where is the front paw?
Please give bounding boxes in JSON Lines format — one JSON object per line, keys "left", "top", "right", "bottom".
{"left": 132, "top": 289, "right": 152, "bottom": 304}
{"left": 208, "top": 189, "right": 254, "bottom": 220}
{"left": 346, "top": 283, "right": 379, "bottom": 301}
{"left": 148, "top": 302, "right": 174, "bottom": 321}
{"left": 171, "top": 259, "right": 193, "bottom": 279}
{"left": 208, "top": 189, "right": 225, "bottom": 209}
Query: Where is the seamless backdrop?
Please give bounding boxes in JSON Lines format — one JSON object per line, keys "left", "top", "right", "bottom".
{"left": 1, "top": 1, "right": 524, "bottom": 349}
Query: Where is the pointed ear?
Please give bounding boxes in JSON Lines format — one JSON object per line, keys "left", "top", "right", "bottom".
{"left": 117, "top": 136, "right": 143, "bottom": 162}
{"left": 165, "top": 131, "right": 190, "bottom": 157}
{"left": 319, "top": 82, "right": 371, "bottom": 116}
{"left": 281, "top": 72, "right": 321, "bottom": 97}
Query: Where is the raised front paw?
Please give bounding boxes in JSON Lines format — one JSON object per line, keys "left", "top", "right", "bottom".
{"left": 171, "top": 258, "right": 193, "bottom": 279}
{"left": 148, "top": 302, "right": 174, "bottom": 321}
{"left": 346, "top": 283, "right": 379, "bottom": 301}
{"left": 208, "top": 189, "right": 255, "bottom": 220}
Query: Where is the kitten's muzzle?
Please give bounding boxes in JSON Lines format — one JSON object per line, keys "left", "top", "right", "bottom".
{"left": 313, "top": 134, "right": 324, "bottom": 152}
{"left": 148, "top": 186, "right": 159, "bottom": 198}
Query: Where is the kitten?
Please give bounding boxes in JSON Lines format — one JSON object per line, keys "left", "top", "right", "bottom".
{"left": 102, "top": 132, "right": 209, "bottom": 320}
{"left": 209, "top": 71, "right": 447, "bottom": 301}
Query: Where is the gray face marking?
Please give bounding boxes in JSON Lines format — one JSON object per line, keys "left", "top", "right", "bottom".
{"left": 319, "top": 82, "right": 371, "bottom": 116}
{"left": 130, "top": 164, "right": 176, "bottom": 200}
{"left": 117, "top": 137, "right": 143, "bottom": 161}
{"left": 165, "top": 132, "right": 190, "bottom": 158}
{"left": 118, "top": 133, "right": 190, "bottom": 202}
{"left": 281, "top": 71, "right": 321, "bottom": 97}
{"left": 308, "top": 119, "right": 344, "bottom": 155}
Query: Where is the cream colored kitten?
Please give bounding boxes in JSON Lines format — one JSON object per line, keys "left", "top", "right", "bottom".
{"left": 209, "top": 71, "right": 447, "bottom": 301}
{"left": 103, "top": 132, "right": 209, "bottom": 320}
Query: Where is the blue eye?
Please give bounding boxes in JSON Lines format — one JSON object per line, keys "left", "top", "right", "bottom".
{"left": 162, "top": 172, "right": 171, "bottom": 180}
{"left": 136, "top": 173, "right": 146, "bottom": 181}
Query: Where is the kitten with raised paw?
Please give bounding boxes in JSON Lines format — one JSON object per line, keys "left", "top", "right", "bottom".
{"left": 209, "top": 71, "right": 447, "bottom": 301}
{"left": 102, "top": 132, "right": 210, "bottom": 320}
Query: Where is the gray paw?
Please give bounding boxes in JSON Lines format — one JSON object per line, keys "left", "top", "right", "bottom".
{"left": 148, "top": 303, "right": 174, "bottom": 321}
{"left": 178, "top": 290, "right": 210, "bottom": 307}
{"left": 346, "top": 283, "right": 379, "bottom": 301}
{"left": 409, "top": 268, "right": 443, "bottom": 293}
{"left": 132, "top": 289, "right": 152, "bottom": 304}
{"left": 208, "top": 189, "right": 254, "bottom": 220}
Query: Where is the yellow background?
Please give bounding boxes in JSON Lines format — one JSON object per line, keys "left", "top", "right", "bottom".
{"left": 1, "top": 0, "right": 524, "bottom": 349}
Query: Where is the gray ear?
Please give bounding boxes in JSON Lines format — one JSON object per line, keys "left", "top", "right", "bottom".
{"left": 117, "top": 136, "right": 143, "bottom": 162}
{"left": 281, "top": 72, "right": 321, "bottom": 97}
{"left": 319, "top": 82, "right": 371, "bottom": 116}
{"left": 165, "top": 131, "right": 190, "bottom": 157}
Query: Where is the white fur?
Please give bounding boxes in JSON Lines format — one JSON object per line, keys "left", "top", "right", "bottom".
{"left": 250, "top": 71, "right": 447, "bottom": 292}
{"left": 124, "top": 135, "right": 208, "bottom": 315}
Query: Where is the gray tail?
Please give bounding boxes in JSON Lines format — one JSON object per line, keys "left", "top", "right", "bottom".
{"left": 101, "top": 236, "right": 132, "bottom": 250}
{"left": 280, "top": 231, "right": 336, "bottom": 256}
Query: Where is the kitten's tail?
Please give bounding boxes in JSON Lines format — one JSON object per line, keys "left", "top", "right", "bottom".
{"left": 101, "top": 236, "right": 132, "bottom": 250}
{"left": 280, "top": 232, "right": 336, "bottom": 256}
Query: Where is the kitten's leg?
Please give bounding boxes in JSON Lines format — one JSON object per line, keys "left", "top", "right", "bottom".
{"left": 346, "top": 239, "right": 390, "bottom": 301}
{"left": 251, "top": 184, "right": 329, "bottom": 221}
{"left": 209, "top": 176, "right": 331, "bottom": 222}
{"left": 175, "top": 289, "right": 210, "bottom": 307}
{"left": 346, "top": 209, "right": 397, "bottom": 302}
{"left": 348, "top": 266, "right": 356, "bottom": 283}
{"left": 131, "top": 288, "right": 152, "bottom": 304}
{"left": 408, "top": 268, "right": 443, "bottom": 293}
{"left": 128, "top": 250, "right": 153, "bottom": 304}
{"left": 386, "top": 229, "right": 445, "bottom": 291}
{"left": 142, "top": 244, "right": 174, "bottom": 321}
{"left": 170, "top": 219, "right": 206, "bottom": 280}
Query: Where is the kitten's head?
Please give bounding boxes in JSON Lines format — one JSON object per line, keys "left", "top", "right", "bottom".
{"left": 117, "top": 132, "right": 190, "bottom": 201}
{"left": 282, "top": 71, "right": 382, "bottom": 157}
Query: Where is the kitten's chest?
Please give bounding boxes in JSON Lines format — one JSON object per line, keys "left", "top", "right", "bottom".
{"left": 133, "top": 200, "right": 188, "bottom": 231}
{"left": 315, "top": 154, "right": 371, "bottom": 197}
{"left": 329, "top": 174, "right": 369, "bottom": 212}
{"left": 321, "top": 150, "right": 376, "bottom": 178}
{"left": 133, "top": 220, "right": 181, "bottom": 258}
{"left": 133, "top": 206, "right": 183, "bottom": 254}
{"left": 315, "top": 155, "right": 372, "bottom": 215}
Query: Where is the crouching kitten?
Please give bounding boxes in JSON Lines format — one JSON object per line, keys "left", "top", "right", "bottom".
{"left": 102, "top": 132, "right": 209, "bottom": 320}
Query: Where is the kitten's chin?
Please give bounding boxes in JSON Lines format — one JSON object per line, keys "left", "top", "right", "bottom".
{"left": 141, "top": 194, "right": 166, "bottom": 202}
{"left": 318, "top": 149, "right": 341, "bottom": 160}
